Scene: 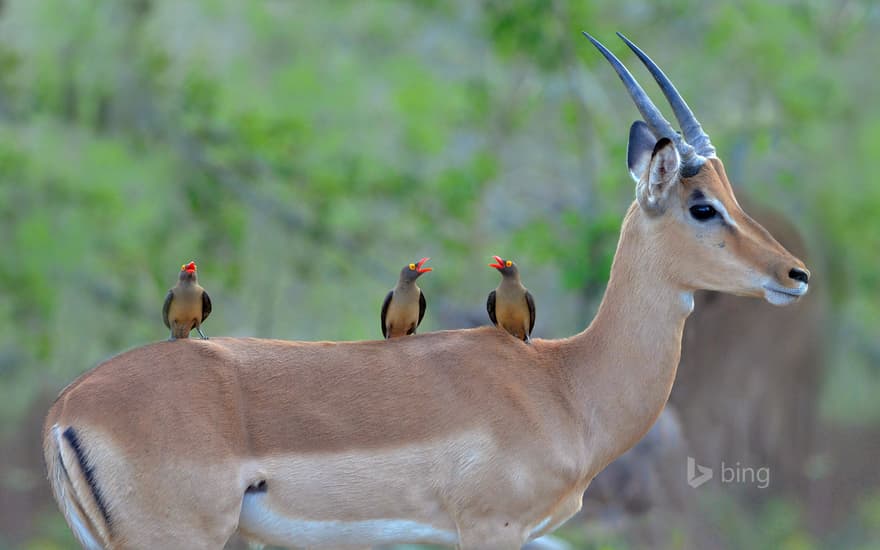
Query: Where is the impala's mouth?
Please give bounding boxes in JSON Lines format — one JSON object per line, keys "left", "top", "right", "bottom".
{"left": 762, "top": 283, "right": 807, "bottom": 306}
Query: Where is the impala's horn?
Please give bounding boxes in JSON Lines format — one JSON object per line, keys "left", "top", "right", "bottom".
{"left": 616, "top": 32, "right": 716, "bottom": 159}
{"left": 583, "top": 32, "right": 707, "bottom": 174}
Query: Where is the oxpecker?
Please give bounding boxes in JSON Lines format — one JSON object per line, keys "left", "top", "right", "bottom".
{"left": 380, "top": 257, "right": 432, "bottom": 338}
{"left": 163, "top": 261, "right": 212, "bottom": 340}
{"left": 487, "top": 255, "right": 535, "bottom": 343}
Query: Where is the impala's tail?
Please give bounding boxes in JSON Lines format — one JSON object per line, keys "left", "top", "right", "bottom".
{"left": 44, "top": 424, "right": 111, "bottom": 550}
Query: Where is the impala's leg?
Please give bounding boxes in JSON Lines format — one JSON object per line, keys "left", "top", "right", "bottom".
{"left": 99, "top": 456, "right": 241, "bottom": 547}
{"left": 131, "top": 470, "right": 243, "bottom": 549}
{"left": 111, "top": 478, "right": 242, "bottom": 549}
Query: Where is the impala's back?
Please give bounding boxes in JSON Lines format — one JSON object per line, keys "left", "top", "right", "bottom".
{"left": 43, "top": 330, "right": 581, "bottom": 549}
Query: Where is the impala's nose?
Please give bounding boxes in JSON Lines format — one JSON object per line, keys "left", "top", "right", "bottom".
{"left": 788, "top": 267, "right": 809, "bottom": 285}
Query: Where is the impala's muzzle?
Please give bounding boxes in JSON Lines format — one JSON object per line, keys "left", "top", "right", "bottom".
{"left": 762, "top": 265, "right": 810, "bottom": 306}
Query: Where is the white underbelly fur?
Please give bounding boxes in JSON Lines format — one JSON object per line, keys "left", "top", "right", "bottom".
{"left": 239, "top": 490, "right": 459, "bottom": 547}
{"left": 235, "top": 432, "right": 492, "bottom": 547}
{"left": 235, "top": 429, "right": 580, "bottom": 547}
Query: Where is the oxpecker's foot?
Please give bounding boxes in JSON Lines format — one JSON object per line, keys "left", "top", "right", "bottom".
{"left": 525, "top": 335, "right": 532, "bottom": 345}
{"left": 167, "top": 335, "right": 177, "bottom": 342}
{"left": 197, "top": 327, "right": 209, "bottom": 340}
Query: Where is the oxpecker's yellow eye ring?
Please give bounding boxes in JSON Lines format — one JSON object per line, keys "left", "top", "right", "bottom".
{"left": 181, "top": 264, "right": 186, "bottom": 270}
{"left": 505, "top": 260, "right": 512, "bottom": 267}
{"left": 409, "top": 263, "right": 416, "bottom": 270}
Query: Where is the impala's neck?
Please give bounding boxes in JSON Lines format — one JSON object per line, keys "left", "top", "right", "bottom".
{"left": 567, "top": 203, "right": 693, "bottom": 471}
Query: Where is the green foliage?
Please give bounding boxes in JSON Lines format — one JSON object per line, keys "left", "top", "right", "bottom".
{"left": 0, "top": 0, "right": 878, "bottom": 547}
{"left": 702, "top": 492, "right": 816, "bottom": 550}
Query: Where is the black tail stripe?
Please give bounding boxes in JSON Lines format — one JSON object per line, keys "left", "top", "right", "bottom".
{"left": 56, "top": 449, "right": 104, "bottom": 541}
{"left": 62, "top": 427, "right": 112, "bottom": 532}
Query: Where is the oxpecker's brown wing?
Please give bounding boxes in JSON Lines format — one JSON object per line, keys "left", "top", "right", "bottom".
{"left": 380, "top": 290, "right": 393, "bottom": 338}
{"left": 417, "top": 290, "right": 426, "bottom": 327}
{"left": 525, "top": 290, "right": 536, "bottom": 335}
{"left": 162, "top": 289, "right": 173, "bottom": 329}
{"left": 201, "top": 290, "right": 212, "bottom": 322}
{"left": 487, "top": 290, "right": 497, "bottom": 325}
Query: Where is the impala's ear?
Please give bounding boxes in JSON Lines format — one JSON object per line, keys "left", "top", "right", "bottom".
{"left": 627, "top": 120, "right": 656, "bottom": 183}
{"left": 636, "top": 137, "right": 680, "bottom": 215}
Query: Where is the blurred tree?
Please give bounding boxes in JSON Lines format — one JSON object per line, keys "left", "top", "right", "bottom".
{"left": 0, "top": 0, "right": 878, "bottom": 547}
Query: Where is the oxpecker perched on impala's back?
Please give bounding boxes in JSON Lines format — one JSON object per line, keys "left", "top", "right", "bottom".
{"left": 162, "top": 261, "right": 212, "bottom": 340}
{"left": 380, "top": 257, "right": 432, "bottom": 338}
{"left": 487, "top": 255, "right": 536, "bottom": 343}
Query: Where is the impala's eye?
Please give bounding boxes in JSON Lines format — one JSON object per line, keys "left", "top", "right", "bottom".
{"left": 689, "top": 204, "right": 717, "bottom": 221}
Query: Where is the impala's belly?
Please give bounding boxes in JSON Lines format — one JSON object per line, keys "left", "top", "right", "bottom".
{"left": 235, "top": 431, "right": 584, "bottom": 547}
{"left": 235, "top": 435, "right": 482, "bottom": 547}
{"left": 239, "top": 490, "right": 458, "bottom": 546}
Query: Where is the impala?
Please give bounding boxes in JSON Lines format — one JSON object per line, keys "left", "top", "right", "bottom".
{"left": 43, "top": 33, "right": 810, "bottom": 549}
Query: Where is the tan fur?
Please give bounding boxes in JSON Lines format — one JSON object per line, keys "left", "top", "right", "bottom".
{"left": 43, "top": 157, "right": 808, "bottom": 549}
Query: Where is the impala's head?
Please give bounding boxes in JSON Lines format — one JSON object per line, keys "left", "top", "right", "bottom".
{"left": 586, "top": 32, "right": 809, "bottom": 305}
{"left": 179, "top": 261, "right": 198, "bottom": 283}
{"left": 399, "top": 257, "right": 432, "bottom": 283}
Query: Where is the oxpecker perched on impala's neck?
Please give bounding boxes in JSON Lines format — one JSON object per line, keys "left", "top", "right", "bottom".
{"left": 380, "top": 257, "right": 432, "bottom": 339}
{"left": 162, "top": 261, "right": 212, "bottom": 340}
{"left": 487, "top": 255, "right": 535, "bottom": 343}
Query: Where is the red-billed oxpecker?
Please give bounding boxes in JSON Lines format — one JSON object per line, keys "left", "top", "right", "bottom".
{"left": 487, "top": 255, "right": 536, "bottom": 343}
{"left": 380, "top": 257, "right": 432, "bottom": 339}
{"left": 162, "top": 261, "right": 212, "bottom": 340}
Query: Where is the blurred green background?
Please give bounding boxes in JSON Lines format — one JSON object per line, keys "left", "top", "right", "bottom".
{"left": 1, "top": 1, "right": 878, "bottom": 549}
